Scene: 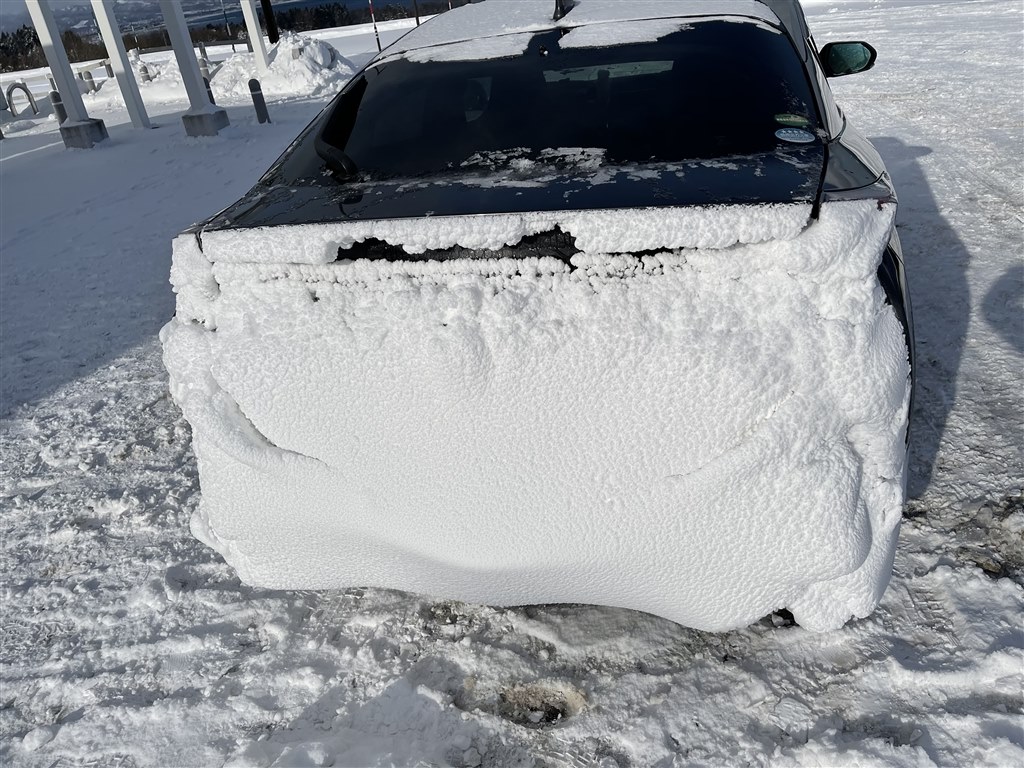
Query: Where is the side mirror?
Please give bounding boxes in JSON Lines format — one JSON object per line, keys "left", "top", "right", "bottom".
{"left": 819, "top": 41, "right": 877, "bottom": 77}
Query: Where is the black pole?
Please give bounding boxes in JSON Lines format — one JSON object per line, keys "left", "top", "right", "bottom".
{"left": 259, "top": 0, "right": 279, "bottom": 45}
{"left": 368, "top": 0, "right": 381, "bottom": 52}
{"left": 413, "top": 0, "right": 421, "bottom": 25}
{"left": 219, "top": 0, "right": 234, "bottom": 51}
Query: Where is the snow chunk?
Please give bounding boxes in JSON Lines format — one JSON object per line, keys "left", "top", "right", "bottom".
{"left": 199, "top": 203, "right": 812, "bottom": 265}
{"left": 164, "top": 200, "right": 909, "bottom": 632}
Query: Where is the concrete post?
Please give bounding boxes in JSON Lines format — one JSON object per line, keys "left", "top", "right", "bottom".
{"left": 24, "top": 0, "right": 108, "bottom": 148}
{"left": 158, "top": 0, "right": 229, "bottom": 136}
{"left": 239, "top": 1, "right": 269, "bottom": 74}
{"left": 91, "top": 0, "right": 151, "bottom": 129}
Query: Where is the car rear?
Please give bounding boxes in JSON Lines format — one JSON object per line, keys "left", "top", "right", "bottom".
{"left": 161, "top": 1, "right": 911, "bottom": 631}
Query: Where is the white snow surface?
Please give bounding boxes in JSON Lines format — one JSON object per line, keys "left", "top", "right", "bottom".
{"left": 2, "top": 3, "right": 1023, "bottom": 767}
{"left": 163, "top": 200, "right": 909, "bottom": 632}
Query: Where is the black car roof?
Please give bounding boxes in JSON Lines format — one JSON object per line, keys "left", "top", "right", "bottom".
{"left": 381, "top": 0, "right": 812, "bottom": 61}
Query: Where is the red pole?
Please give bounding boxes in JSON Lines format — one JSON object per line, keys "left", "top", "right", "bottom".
{"left": 368, "top": 0, "right": 382, "bottom": 52}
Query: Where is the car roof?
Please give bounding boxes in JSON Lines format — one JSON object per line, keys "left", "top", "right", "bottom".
{"left": 383, "top": 0, "right": 809, "bottom": 60}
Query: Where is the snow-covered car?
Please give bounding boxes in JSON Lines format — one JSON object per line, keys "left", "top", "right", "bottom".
{"left": 162, "top": 0, "right": 914, "bottom": 632}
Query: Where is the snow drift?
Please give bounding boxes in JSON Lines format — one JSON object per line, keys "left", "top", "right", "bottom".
{"left": 86, "top": 33, "right": 354, "bottom": 108}
{"left": 212, "top": 33, "right": 357, "bottom": 100}
{"left": 161, "top": 200, "right": 910, "bottom": 632}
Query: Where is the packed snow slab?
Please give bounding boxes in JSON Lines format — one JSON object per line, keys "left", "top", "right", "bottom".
{"left": 162, "top": 200, "right": 910, "bottom": 632}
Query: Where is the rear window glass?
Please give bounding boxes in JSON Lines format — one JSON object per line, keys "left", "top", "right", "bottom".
{"left": 317, "top": 19, "right": 818, "bottom": 179}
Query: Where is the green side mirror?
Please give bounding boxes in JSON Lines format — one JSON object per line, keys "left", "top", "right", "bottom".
{"left": 820, "top": 41, "right": 878, "bottom": 77}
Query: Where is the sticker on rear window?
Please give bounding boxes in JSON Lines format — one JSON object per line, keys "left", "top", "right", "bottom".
{"left": 775, "top": 113, "right": 810, "bottom": 127}
{"left": 775, "top": 128, "right": 816, "bottom": 144}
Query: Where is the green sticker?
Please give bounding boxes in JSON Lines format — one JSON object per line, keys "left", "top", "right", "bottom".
{"left": 775, "top": 113, "right": 810, "bottom": 127}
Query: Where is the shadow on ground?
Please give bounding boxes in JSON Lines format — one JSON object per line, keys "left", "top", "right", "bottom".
{"left": 871, "top": 137, "right": 972, "bottom": 500}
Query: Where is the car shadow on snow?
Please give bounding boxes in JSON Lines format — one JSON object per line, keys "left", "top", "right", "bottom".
{"left": 982, "top": 263, "right": 1023, "bottom": 356}
{"left": 869, "top": 137, "right": 971, "bottom": 501}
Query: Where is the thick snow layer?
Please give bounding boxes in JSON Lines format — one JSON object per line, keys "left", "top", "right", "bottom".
{"left": 163, "top": 200, "right": 910, "bottom": 632}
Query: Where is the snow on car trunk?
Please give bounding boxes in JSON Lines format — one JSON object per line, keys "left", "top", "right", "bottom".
{"left": 161, "top": 200, "right": 910, "bottom": 632}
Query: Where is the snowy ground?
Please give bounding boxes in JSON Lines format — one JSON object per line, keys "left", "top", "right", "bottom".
{"left": 2, "top": 3, "right": 1022, "bottom": 766}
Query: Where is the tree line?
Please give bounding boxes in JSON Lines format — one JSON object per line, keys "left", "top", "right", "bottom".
{"left": 0, "top": 1, "right": 470, "bottom": 74}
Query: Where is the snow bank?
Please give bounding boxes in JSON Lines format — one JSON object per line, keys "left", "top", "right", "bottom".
{"left": 212, "top": 33, "right": 356, "bottom": 99}
{"left": 162, "top": 200, "right": 910, "bottom": 632}
{"left": 84, "top": 34, "right": 354, "bottom": 108}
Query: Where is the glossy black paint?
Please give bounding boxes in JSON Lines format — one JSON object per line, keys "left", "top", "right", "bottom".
{"left": 203, "top": 147, "right": 824, "bottom": 230}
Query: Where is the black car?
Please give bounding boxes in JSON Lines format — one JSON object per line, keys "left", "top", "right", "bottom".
{"left": 163, "top": 0, "right": 914, "bottom": 632}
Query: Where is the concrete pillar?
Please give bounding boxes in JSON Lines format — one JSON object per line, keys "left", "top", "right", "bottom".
{"left": 91, "top": 0, "right": 151, "bottom": 129}
{"left": 158, "top": 0, "right": 229, "bottom": 136}
{"left": 24, "top": 0, "right": 108, "bottom": 148}
{"left": 239, "top": 0, "right": 269, "bottom": 74}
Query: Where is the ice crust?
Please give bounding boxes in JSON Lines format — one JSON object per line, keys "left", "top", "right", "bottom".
{"left": 162, "top": 200, "right": 910, "bottom": 632}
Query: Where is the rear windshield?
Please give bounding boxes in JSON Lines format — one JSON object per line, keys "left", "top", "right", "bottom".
{"left": 317, "top": 19, "right": 818, "bottom": 179}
